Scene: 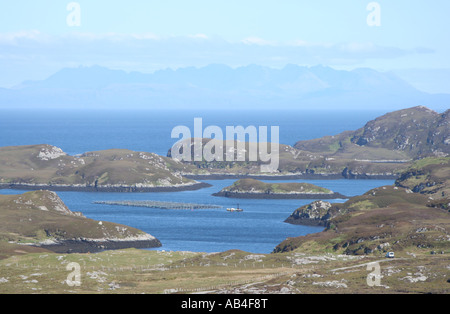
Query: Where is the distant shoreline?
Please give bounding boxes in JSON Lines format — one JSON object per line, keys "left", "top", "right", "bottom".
{"left": 0, "top": 182, "right": 212, "bottom": 193}
{"left": 185, "top": 173, "right": 398, "bottom": 180}
{"left": 212, "top": 191, "right": 348, "bottom": 200}
{"left": 0, "top": 173, "right": 398, "bottom": 194}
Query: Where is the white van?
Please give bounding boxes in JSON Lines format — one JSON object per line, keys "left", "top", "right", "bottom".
{"left": 386, "top": 252, "right": 395, "bottom": 258}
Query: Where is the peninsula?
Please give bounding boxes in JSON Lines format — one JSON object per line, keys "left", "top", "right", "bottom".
{"left": 0, "top": 190, "right": 161, "bottom": 255}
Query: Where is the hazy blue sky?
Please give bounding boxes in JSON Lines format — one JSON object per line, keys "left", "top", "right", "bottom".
{"left": 1, "top": 0, "right": 449, "bottom": 92}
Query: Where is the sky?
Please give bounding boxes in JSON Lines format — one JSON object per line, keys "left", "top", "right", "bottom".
{"left": 1, "top": 0, "right": 450, "bottom": 93}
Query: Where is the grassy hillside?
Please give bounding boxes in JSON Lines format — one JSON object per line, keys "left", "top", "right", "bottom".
{"left": 0, "top": 247, "right": 448, "bottom": 294}
{"left": 295, "top": 106, "right": 449, "bottom": 160}
{"left": 395, "top": 157, "right": 450, "bottom": 199}
{"left": 277, "top": 157, "right": 450, "bottom": 255}
{"left": 0, "top": 190, "right": 161, "bottom": 255}
{"left": 276, "top": 186, "right": 449, "bottom": 255}
{"left": 0, "top": 160, "right": 448, "bottom": 294}
{"left": 169, "top": 138, "right": 409, "bottom": 178}
{"left": 0, "top": 145, "right": 199, "bottom": 190}
{"left": 167, "top": 107, "right": 449, "bottom": 178}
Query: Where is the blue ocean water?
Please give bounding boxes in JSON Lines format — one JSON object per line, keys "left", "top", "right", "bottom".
{"left": 0, "top": 109, "right": 385, "bottom": 155}
{"left": 0, "top": 109, "right": 393, "bottom": 253}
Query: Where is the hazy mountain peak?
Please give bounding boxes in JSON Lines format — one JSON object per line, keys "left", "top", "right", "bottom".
{"left": 2, "top": 64, "right": 450, "bottom": 110}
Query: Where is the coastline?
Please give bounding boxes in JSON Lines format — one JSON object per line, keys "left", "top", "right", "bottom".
{"left": 185, "top": 173, "right": 399, "bottom": 181}
{"left": 0, "top": 182, "right": 212, "bottom": 193}
{"left": 212, "top": 191, "right": 348, "bottom": 200}
{"left": 32, "top": 237, "right": 163, "bottom": 254}
{"left": 284, "top": 216, "right": 328, "bottom": 227}
{"left": 0, "top": 172, "right": 398, "bottom": 193}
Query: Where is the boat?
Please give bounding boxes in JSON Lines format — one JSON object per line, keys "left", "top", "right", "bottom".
{"left": 227, "top": 204, "right": 243, "bottom": 212}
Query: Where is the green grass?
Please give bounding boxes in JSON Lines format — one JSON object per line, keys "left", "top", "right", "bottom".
{"left": 411, "top": 157, "right": 450, "bottom": 169}
{"left": 0, "top": 191, "right": 156, "bottom": 250}
{"left": 224, "top": 179, "right": 333, "bottom": 194}
{"left": 0, "top": 145, "right": 198, "bottom": 188}
{"left": 277, "top": 185, "right": 450, "bottom": 257}
{"left": 1, "top": 248, "right": 448, "bottom": 294}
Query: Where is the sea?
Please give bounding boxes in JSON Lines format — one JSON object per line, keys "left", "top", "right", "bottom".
{"left": 0, "top": 109, "right": 394, "bottom": 253}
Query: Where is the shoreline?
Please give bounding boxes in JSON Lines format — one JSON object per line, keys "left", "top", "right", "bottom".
{"left": 0, "top": 182, "right": 212, "bottom": 193}
{"left": 284, "top": 216, "right": 328, "bottom": 227}
{"left": 33, "top": 238, "right": 163, "bottom": 254}
{"left": 0, "top": 172, "right": 398, "bottom": 193}
{"left": 185, "top": 173, "right": 399, "bottom": 181}
{"left": 212, "top": 191, "right": 348, "bottom": 200}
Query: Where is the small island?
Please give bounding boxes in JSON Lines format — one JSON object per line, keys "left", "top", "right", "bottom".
{"left": 212, "top": 178, "right": 347, "bottom": 199}
{"left": 0, "top": 144, "right": 210, "bottom": 193}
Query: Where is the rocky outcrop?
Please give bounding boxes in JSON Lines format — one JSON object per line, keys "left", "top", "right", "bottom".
{"left": 35, "top": 235, "right": 162, "bottom": 254}
{"left": 284, "top": 201, "right": 334, "bottom": 226}
{"left": 395, "top": 157, "right": 450, "bottom": 199}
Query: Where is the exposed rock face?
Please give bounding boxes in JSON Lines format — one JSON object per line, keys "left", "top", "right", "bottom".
{"left": 284, "top": 201, "right": 333, "bottom": 226}
{"left": 37, "top": 145, "right": 67, "bottom": 161}
{"left": 395, "top": 157, "right": 450, "bottom": 199}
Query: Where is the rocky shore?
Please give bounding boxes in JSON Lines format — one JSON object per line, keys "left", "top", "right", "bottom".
{"left": 33, "top": 236, "right": 162, "bottom": 254}
{"left": 213, "top": 191, "right": 347, "bottom": 200}
{"left": 0, "top": 182, "right": 211, "bottom": 193}
{"left": 185, "top": 172, "right": 398, "bottom": 181}
{"left": 212, "top": 178, "right": 348, "bottom": 200}
{"left": 0, "top": 190, "right": 163, "bottom": 255}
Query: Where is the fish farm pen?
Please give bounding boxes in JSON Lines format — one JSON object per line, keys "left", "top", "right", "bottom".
{"left": 93, "top": 200, "right": 223, "bottom": 210}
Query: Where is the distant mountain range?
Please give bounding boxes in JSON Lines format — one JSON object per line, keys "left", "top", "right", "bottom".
{"left": 1, "top": 64, "right": 450, "bottom": 110}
